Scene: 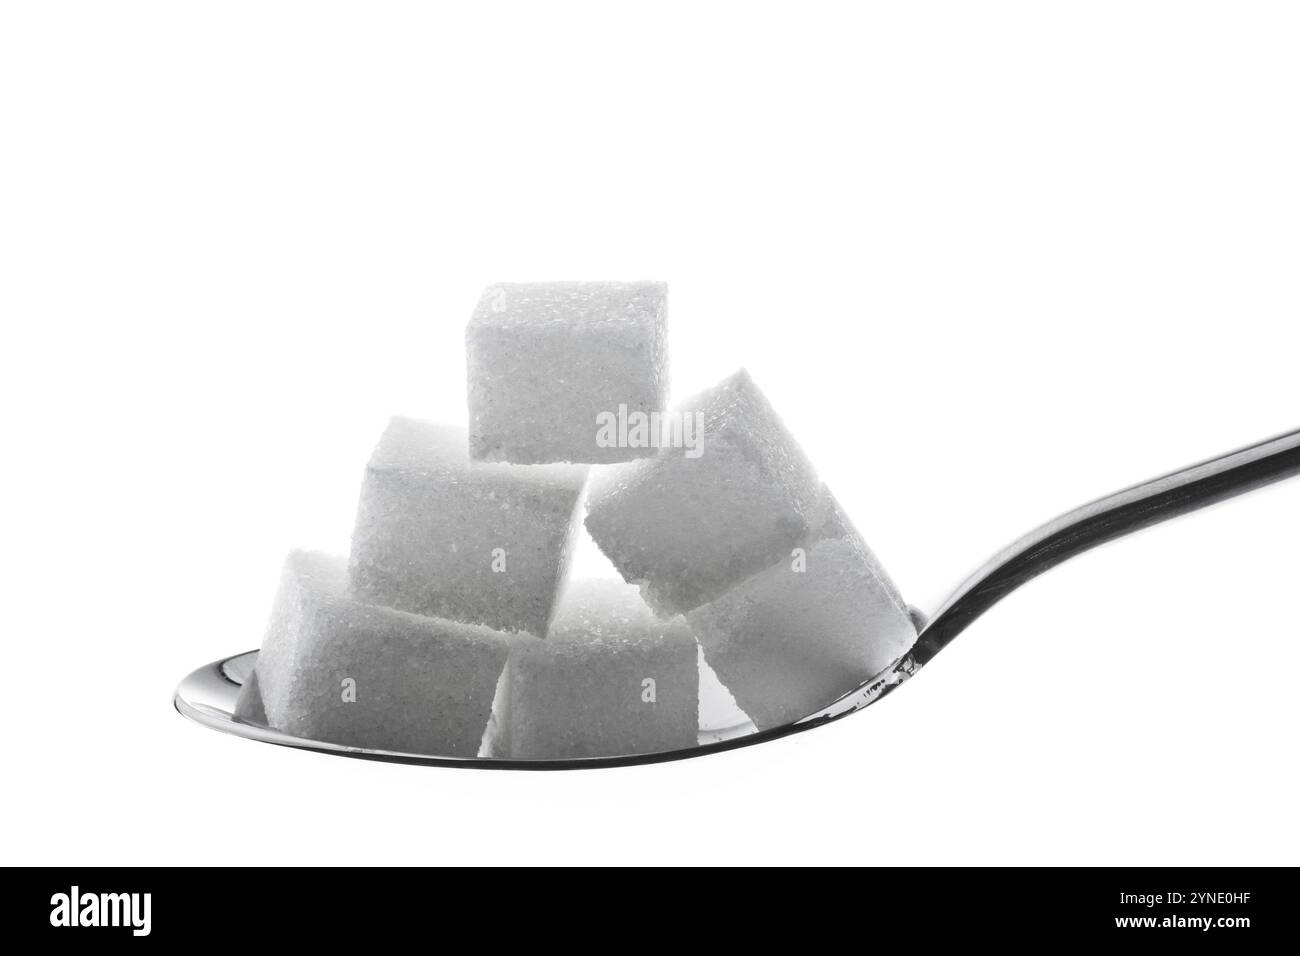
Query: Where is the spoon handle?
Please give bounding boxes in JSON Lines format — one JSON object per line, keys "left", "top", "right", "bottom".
{"left": 909, "top": 427, "right": 1300, "bottom": 668}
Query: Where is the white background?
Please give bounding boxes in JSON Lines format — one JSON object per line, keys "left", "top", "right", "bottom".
{"left": 2, "top": 2, "right": 1298, "bottom": 866}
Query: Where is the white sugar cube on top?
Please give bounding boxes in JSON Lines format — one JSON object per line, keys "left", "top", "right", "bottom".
{"left": 688, "top": 489, "right": 916, "bottom": 731}
{"left": 466, "top": 281, "right": 669, "bottom": 464}
{"left": 236, "top": 550, "right": 511, "bottom": 756}
{"left": 584, "top": 368, "right": 822, "bottom": 616}
{"left": 348, "top": 417, "right": 588, "bottom": 635}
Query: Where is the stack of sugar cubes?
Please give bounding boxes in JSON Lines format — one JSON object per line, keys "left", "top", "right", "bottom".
{"left": 236, "top": 281, "right": 917, "bottom": 759}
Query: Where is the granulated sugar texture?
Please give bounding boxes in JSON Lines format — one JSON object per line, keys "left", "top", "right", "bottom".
{"left": 238, "top": 283, "right": 915, "bottom": 760}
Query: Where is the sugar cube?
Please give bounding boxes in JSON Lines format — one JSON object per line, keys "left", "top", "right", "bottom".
{"left": 237, "top": 550, "right": 511, "bottom": 755}
{"left": 348, "top": 417, "right": 588, "bottom": 635}
{"left": 584, "top": 369, "right": 821, "bottom": 615}
{"left": 489, "top": 578, "right": 699, "bottom": 760}
{"left": 466, "top": 281, "right": 669, "bottom": 464}
{"left": 688, "top": 489, "right": 916, "bottom": 731}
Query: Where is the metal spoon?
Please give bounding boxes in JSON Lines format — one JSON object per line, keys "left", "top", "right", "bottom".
{"left": 175, "top": 426, "right": 1300, "bottom": 769}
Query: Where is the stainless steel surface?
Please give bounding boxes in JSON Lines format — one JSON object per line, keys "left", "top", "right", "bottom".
{"left": 176, "top": 426, "right": 1300, "bottom": 769}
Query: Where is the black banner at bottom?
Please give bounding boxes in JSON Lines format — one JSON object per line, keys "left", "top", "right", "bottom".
{"left": 5, "top": 867, "right": 1293, "bottom": 944}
